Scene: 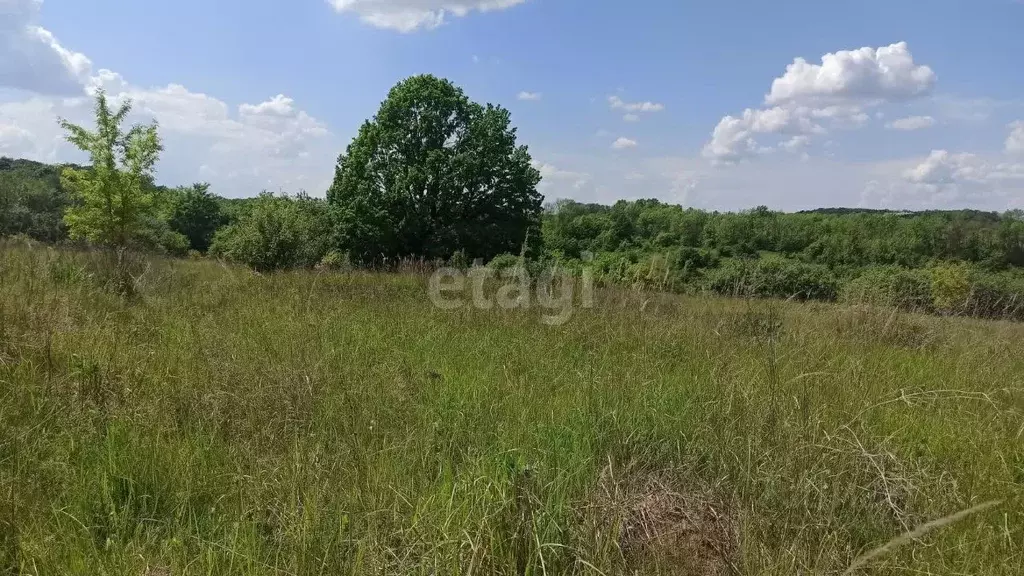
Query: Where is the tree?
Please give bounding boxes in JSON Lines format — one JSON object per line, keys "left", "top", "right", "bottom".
{"left": 167, "top": 183, "right": 227, "bottom": 252}
{"left": 327, "top": 74, "right": 543, "bottom": 264}
{"left": 60, "top": 90, "right": 163, "bottom": 249}
{"left": 1, "top": 172, "right": 67, "bottom": 242}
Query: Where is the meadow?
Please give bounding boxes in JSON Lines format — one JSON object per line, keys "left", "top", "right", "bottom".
{"left": 1, "top": 241, "right": 1022, "bottom": 575}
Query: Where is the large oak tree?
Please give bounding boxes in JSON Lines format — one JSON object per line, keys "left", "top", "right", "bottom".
{"left": 327, "top": 75, "right": 542, "bottom": 264}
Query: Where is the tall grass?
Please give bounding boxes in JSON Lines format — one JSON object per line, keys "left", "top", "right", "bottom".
{"left": 1, "top": 241, "right": 1022, "bottom": 575}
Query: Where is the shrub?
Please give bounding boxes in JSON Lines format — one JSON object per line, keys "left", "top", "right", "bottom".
{"left": 841, "top": 266, "right": 933, "bottom": 312}
{"left": 157, "top": 229, "right": 190, "bottom": 257}
{"left": 488, "top": 253, "right": 525, "bottom": 273}
{"left": 209, "top": 193, "right": 334, "bottom": 272}
{"left": 316, "top": 250, "right": 351, "bottom": 272}
{"left": 930, "top": 263, "right": 972, "bottom": 314}
{"left": 447, "top": 249, "right": 470, "bottom": 270}
{"left": 964, "top": 271, "right": 1024, "bottom": 321}
{"left": 704, "top": 256, "right": 838, "bottom": 301}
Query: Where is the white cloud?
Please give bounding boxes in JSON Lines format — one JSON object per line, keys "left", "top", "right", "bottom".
{"left": 897, "top": 149, "right": 1024, "bottom": 207}
{"left": 886, "top": 115, "right": 935, "bottom": 131}
{"left": 780, "top": 135, "right": 811, "bottom": 151}
{"left": 903, "top": 150, "right": 981, "bottom": 186}
{"left": 704, "top": 42, "right": 936, "bottom": 163}
{"left": 327, "top": 0, "right": 529, "bottom": 32}
{"left": 0, "top": 0, "right": 92, "bottom": 95}
{"left": 532, "top": 159, "right": 589, "bottom": 192}
{"left": 517, "top": 91, "right": 541, "bottom": 101}
{"left": 0, "top": 98, "right": 65, "bottom": 160}
{"left": 1007, "top": 121, "right": 1024, "bottom": 155}
{"left": 766, "top": 42, "right": 935, "bottom": 107}
{"left": 622, "top": 113, "right": 639, "bottom": 122}
{"left": 0, "top": 6, "right": 337, "bottom": 197}
{"left": 611, "top": 137, "right": 638, "bottom": 150}
{"left": 702, "top": 106, "right": 823, "bottom": 162}
{"left": 608, "top": 95, "right": 664, "bottom": 113}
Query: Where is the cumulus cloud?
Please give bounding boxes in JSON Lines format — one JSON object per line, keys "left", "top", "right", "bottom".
{"left": 0, "top": 5, "right": 337, "bottom": 197}
{"left": 0, "top": 0, "right": 92, "bottom": 95}
{"left": 904, "top": 150, "right": 981, "bottom": 185}
{"left": 704, "top": 42, "right": 936, "bottom": 163}
{"left": 517, "top": 91, "right": 541, "bottom": 101}
{"left": 1008, "top": 121, "right": 1024, "bottom": 155}
{"left": 766, "top": 42, "right": 935, "bottom": 107}
{"left": 702, "top": 107, "right": 823, "bottom": 163}
{"left": 886, "top": 115, "right": 935, "bottom": 131}
{"left": 326, "top": 0, "right": 528, "bottom": 32}
{"left": 612, "top": 137, "right": 638, "bottom": 150}
{"left": 897, "top": 148, "right": 1024, "bottom": 208}
{"left": 864, "top": 121, "right": 1024, "bottom": 209}
{"left": 608, "top": 95, "right": 664, "bottom": 113}
{"left": 623, "top": 113, "right": 639, "bottom": 122}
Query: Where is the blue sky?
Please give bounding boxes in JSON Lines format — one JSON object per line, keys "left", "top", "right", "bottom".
{"left": 1, "top": 0, "right": 1023, "bottom": 211}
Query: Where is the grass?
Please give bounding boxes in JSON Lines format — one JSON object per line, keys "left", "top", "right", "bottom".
{"left": 1, "top": 240, "right": 1022, "bottom": 575}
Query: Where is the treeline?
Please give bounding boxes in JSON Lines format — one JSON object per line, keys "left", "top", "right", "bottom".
{"left": 1, "top": 157, "right": 238, "bottom": 257}
{"left": 540, "top": 199, "right": 1024, "bottom": 320}
{"left": 5, "top": 154, "right": 1024, "bottom": 319}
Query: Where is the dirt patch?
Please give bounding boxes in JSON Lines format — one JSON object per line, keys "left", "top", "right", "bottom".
{"left": 591, "top": 463, "right": 739, "bottom": 575}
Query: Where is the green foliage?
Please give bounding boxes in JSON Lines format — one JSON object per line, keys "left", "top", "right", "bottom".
{"left": 541, "top": 200, "right": 1024, "bottom": 272}
{"left": 166, "top": 183, "right": 227, "bottom": 252}
{"left": 316, "top": 249, "right": 350, "bottom": 271}
{"left": 156, "top": 228, "right": 190, "bottom": 257}
{"left": 488, "top": 253, "right": 526, "bottom": 272}
{"left": 966, "top": 270, "right": 1024, "bottom": 321}
{"left": 60, "top": 91, "right": 163, "bottom": 249}
{"left": 209, "top": 192, "right": 334, "bottom": 271}
{"left": 328, "top": 74, "right": 543, "bottom": 264}
{"left": 447, "top": 248, "right": 470, "bottom": 269}
{"left": 930, "top": 263, "right": 973, "bottom": 314}
{"left": 842, "top": 266, "right": 934, "bottom": 311}
{"left": 0, "top": 158, "right": 73, "bottom": 242}
{"left": 704, "top": 256, "right": 839, "bottom": 301}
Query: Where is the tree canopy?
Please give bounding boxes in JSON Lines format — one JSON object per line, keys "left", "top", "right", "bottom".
{"left": 327, "top": 74, "right": 542, "bottom": 264}
{"left": 166, "top": 183, "right": 227, "bottom": 253}
{"left": 60, "top": 91, "right": 163, "bottom": 249}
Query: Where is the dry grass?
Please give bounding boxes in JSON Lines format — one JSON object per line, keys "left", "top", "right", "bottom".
{"left": 0, "top": 241, "right": 1023, "bottom": 575}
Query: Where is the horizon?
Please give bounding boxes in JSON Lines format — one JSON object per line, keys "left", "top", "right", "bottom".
{"left": 1, "top": 0, "right": 1023, "bottom": 211}
{"left": 7, "top": 152, "right": 1024, "bottom": 217}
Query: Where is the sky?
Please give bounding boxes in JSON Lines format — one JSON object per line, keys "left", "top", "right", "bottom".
{"left": 1, "top": 0, "right": 1023, "bottom": 211}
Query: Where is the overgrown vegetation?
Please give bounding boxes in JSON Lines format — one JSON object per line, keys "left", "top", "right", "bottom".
{"left": 0, "top": 242, "right": 1021, "bottom": 574}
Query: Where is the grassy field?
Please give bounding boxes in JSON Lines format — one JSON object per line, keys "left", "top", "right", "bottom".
{"left": 1, "top": 241, "right": 1022, "bottom": 575}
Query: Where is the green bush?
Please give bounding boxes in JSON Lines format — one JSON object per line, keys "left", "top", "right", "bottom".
{"left": 209, "top": 193, "right": 334, "bottom": 272}
{"left": 157, "top": 229, "right": 190, "bottom": 257}
{"left": 316, "top": 250, "right": 351, "bottom": 272}
{"left": 705, "top": 256, "right": 838, "bottom": 301}
{"left": 488, "top": 253, "right": 525, "bottom": 273}
{"left": 841, "top": 266, "right": 934, "bottom": 312}
{"left": 930, "top": 263, "right": 972, "bottom": 314}
{"left": 964, "top": 271, "right": 1024, "bottom": 321}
